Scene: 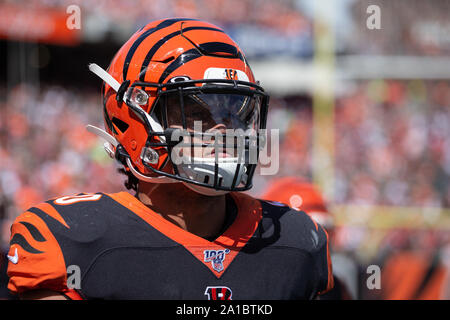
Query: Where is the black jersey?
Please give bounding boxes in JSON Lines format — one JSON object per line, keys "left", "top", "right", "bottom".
{"left": 7, "top": 191, "right": 333, "bottom": 299}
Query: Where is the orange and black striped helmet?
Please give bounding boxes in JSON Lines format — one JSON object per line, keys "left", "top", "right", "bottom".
{"left": 89, "top": 18, "right": 269, "bottom": 195}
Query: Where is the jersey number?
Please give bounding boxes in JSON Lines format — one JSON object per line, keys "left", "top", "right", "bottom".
{"left": 54, "top": 194, "right": 102, "bottom": 205}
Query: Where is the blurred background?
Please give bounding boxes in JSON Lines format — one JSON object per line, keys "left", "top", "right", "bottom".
{"left": 0, "top": 0, "right": 449, "bottom": 299}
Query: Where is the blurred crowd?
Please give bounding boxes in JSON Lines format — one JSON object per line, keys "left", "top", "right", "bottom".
{"left": 4, "top": 0, "right": 450, "bottom": 57}
{"left": 350, "top": 0, "right": 450, "bottom": 56}
{"left": 335, "top": 80, "right": 450, "bottom": 208}
{"left": 3, "top": 0, "right": 300, "bottom": 25}
{"left": 0, "top": 0, "right": 315, "bottom": 58}
{"left": 252, "top": 80, "right": 450, "bottom": 209}
{"left": 1, "top": 0, "right": 312, "bottom": 39}
{"left": 0, "top": 84, "right": 126, "bottom": 250}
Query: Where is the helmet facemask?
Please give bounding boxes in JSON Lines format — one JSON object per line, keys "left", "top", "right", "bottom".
{"left": 88, "top": 64, "right": 269, "bottom": 196}
{"left": 131, "top": 78, "right": 269, "bottom": 195}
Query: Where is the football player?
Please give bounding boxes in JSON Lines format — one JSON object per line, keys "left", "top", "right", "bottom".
{"left": 262, "top": 177, "right": 356, "bottom": 300}
{"left": 7, "top": 18, "right": 333, "bottom": 300}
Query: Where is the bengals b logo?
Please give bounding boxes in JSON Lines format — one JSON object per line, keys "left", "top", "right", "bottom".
{"left": 225, "top": 69, "right": 238, "bottom": 80}
{"left": 204, "top": 286, "right": 233, "bottom": 300}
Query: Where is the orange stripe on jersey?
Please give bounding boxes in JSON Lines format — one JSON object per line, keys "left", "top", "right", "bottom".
{"left": 34, "top": 203, "right": 70, "bottom": 228}
{"left": 61, "top": 288, "right": 84, "bottom": 300}
{"left": 108, "top": 191, "right": 262, "bottom": 278}
{"left": 7, "top": 211, "right": 67, "bottom": 294}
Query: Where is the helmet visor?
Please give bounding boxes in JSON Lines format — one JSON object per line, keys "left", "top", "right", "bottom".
{"left": 155, "top": 92, "right": 261, "bottom": 132}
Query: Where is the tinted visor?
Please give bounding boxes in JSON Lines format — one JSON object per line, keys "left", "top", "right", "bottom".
{"left": 155, "top": 92, "right": 261, "bottom": 132}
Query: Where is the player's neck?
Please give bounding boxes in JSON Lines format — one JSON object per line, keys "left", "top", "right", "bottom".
{"left": 136, "top": 182, "right": 227, "bottom": 240}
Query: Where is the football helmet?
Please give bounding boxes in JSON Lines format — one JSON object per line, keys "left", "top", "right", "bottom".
{"left": 88, "top": 18, "right": 269, "bottom": 196}
{"left": 262, "top": 177, "right": 334, "bottom": 229}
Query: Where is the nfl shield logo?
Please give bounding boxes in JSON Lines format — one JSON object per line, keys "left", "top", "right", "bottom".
{"left": 203, "top": 249, "right": 230, "bottom": 273}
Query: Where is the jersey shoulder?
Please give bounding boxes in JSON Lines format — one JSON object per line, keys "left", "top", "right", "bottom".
{"left": 15, "top": 192, "right": 120, "bottom": 242}
{"left": 256, "top": 199, "right": 334, "bottom": 295}
{"left": 258, "top": 199, "right": 327, "bottom": 251}
{"left": 7, "top": 197, "right": 73, "bottom": 295}
{"left": 6, "top": 192, "right": 133, "bottom": 296}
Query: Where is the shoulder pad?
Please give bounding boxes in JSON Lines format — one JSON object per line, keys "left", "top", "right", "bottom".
{"left": 7, "top": 206, "right": 67, "bottom": 294}
{"left": 257, "top": 199, "right": 334, "bottom": 295}
{"left": 7, "top": 193, "right": 107, "bottom": 295}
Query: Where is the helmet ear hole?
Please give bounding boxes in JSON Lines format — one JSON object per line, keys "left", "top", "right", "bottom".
{"left": 111, "top": 117, "right": 130, "bottom": 133}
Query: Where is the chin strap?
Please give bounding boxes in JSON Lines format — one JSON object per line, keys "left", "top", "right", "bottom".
{"left": 86, "top": 125, "right": 177, "bottom": 184}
